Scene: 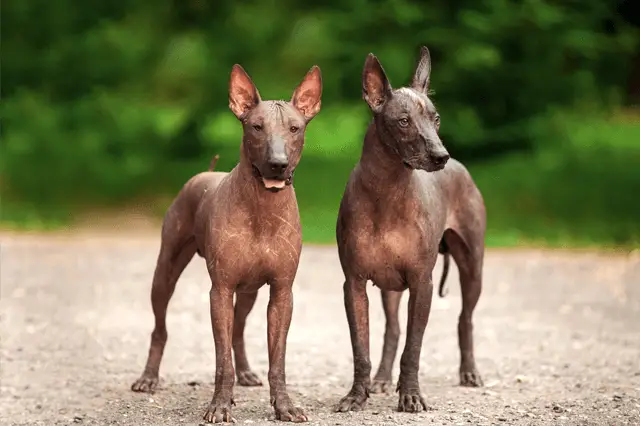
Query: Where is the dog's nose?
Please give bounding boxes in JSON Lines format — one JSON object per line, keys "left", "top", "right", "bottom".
{"left": 431, "top": 152, "right": 450, "bottom": 167}
{"left": 268, "top": 158, "right": 289, "bottom": 174}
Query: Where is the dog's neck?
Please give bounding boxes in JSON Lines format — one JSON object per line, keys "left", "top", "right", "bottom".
{"left": 359, "top": 118, "right": 413, "bottom": 198}
{"left": 231, "top": 145, "right": 296, "bottom": 213}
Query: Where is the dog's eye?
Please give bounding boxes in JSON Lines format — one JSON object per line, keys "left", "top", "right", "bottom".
{"left": 434, "top": 115, "right": 441, "bottom": 124}
{"left": 398, "top": 118, "right": 410, "bottom": 127}
{"left": 253, "top": 124, "right": 263, "bottom": 131}
{"left": 289, "top": 126, "right": 299, "bottom": 133}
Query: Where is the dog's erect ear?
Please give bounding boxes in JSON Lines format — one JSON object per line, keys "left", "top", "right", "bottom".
{"left": 362, "top": 53, "right": 392, "bottom": 113}
{"left": 291, "top": 66, "right": 322, "bottom": 122}
{"left": 411, "top": 46, "right": 431, "bottom": 94}
{"left": 229, "top": 64, "right": 261, "bottom": 119}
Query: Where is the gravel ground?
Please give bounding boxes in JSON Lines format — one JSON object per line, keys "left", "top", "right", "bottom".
{"left": 1, "top": 232, "right": 640, "bottom": 426}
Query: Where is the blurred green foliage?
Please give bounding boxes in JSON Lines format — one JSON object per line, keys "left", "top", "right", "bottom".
{"left": 1, "top": 0, "right": 639, "bottom": 246}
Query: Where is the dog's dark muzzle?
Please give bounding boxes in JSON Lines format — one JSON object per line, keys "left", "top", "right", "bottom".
{"left": 252, "top": 163, "right": 294, "bottom": 192}
{"left": 427, "top": 151, "right": 450, "bottom": 170}
{"left": 267, "top": 156, "right": 288, "bottom": 177}
{"left": 403, "top": 151, "right": 450, "bottom": 172}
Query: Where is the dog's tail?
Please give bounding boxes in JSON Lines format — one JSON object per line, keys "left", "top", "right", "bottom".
{"left": 208, "top": 154, "right": 220, "bottom": 171}
{"left": 438, "top": 238, "right": 450, "bottom": 298}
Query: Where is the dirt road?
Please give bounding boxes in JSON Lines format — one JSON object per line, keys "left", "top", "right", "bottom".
{"left": 1, "top": 233, "right": 640, "bottom": 425}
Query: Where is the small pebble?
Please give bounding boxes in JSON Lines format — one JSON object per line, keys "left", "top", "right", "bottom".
{"left": 552, "top": 404, "right": 565, "bottom": 413}
{"left": 515, "top": 375, "right": 528, "bottom": 383}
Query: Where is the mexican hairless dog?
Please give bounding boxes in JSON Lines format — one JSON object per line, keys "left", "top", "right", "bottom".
{"left": 335, "top": 47, "right": 486, "bottom": 413}
{"left": 131, "top": 64, "right": 322, "bottom": 423}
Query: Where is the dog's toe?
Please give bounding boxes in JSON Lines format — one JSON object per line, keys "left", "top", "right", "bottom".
{"left": 460, "top": 369, "right": 484, "bottom": 387}
{"left": 369, "top": 379, "right": 393, "bottom": 394}
{"left": 203, "top": 403, "right": 235, "bottom": 424}
{"left": 397, "top": 392, "right": 428, "bottom": 413}
{"left": 275, "top": 406, "right": 307, "bottom": 423}
{"left": 272, "top": 396, "right": 308, "bottom": 422}
{"left": 237, "top": 370, "right": 263, "bottom": 387}
{"left": 131, "top": 375, "right": 159, "bottom": 393}
{"left": 335, "top": 390, "right": 368, "bottom": 412}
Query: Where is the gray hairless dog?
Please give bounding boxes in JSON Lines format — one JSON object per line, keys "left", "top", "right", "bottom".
{"left": 335, "top": 47, "right": 486, "bottom": 414}
{"left": 131, "top": 63, "right": 322, "bottom": 423}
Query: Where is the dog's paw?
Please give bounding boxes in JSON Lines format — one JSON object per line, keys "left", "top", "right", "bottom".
{"left": 369, "top": 378, "right": 393, "bottom": 394}
{"left": 237, "top": 370, "right": 263, "bottom": 387}
{"left": 131, "top": 374, "right": 159, "bottom": 393}
{"left": 397, "top": 390, "right": 428, "bottom": 413}
{"left": 203, "top": 400, "right": 236, "bottom": 423}
{"left": 334, "top": 387, "right": 368, "bottom": 412}
{"left": 459, "top": 369, "right": 483, "bottom": 387}
{"left": 272, "top": 397, "right": 307, "bottom": 423}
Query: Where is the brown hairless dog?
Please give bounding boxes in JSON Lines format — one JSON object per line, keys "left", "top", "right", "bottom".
{"left": 131, "top": 64, "right": 322, "bottom": 423}
{"left": 335, "top": 46, "right": 485, "bottom": 414}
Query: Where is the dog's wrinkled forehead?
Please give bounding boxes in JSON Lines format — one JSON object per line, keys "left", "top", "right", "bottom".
{"left": 390, "top": 87, "right": 436, "bottom": 116}
{"left": 248, "top": 100, "right": 305, "bottom": 126}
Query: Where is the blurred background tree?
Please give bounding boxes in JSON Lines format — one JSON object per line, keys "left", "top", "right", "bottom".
{"left": 2, "top": 0, "right": 639, "bottom": 246}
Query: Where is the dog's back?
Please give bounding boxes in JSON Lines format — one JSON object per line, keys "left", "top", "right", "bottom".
{"left": 161, "top": 157, "right": 229, "bottom": 237}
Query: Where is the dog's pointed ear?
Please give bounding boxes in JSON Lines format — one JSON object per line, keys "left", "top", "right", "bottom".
{"left": 229, "top": 64, "right": 261, "bottom": 119}
{"left": 291, "top": 65, "right": 322, "bottom": 122}
{"left": 362, "top": 53, "right": 392, "bottom": 113}
{"left": 411, "top": 46, "right": 431, "bottom": 94}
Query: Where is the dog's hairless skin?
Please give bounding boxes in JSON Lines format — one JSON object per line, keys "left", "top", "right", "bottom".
{"left": 335, "top": 47, "right": 486, "bottom": 413}
{"left": 131, "top": 64, "right": 322, "bottom": 423}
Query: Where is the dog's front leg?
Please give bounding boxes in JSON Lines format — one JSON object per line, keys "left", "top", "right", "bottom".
{"left": 396, "top": 272, "right": 433, "bottom": 413}
{"left": 267, "top": 282, "right": 307, "bottom": 422}
{"left": 335, "top": 277, "right": 371, "bottom": 412}
{"left": 203, "top": 285, "right": 236, "bottom": 423}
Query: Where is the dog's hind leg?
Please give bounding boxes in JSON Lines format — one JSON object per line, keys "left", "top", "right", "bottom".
{"left": 233, "top": 291, "right": 263, "bottom": 386}
{"left": 131, "top": 207, "right": 197, "bottom": 393}
{"left": 370, "top": 290, "right": 403, "bottom": 394}
{"left": 443, "top": 225, "right": 484, "bottom": 387}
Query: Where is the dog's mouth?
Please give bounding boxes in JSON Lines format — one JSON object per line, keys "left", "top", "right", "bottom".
{"left": 423, "top": 162, "right": 446, "bottom": 172}
{"left": 403, "top": 158, "right": 447, "bottom": 173}
{"left": 252, "top": 165, "right": 293, "bottom": 192}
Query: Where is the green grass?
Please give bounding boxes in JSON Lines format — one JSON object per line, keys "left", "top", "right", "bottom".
{"left": 2, "top": 112, "right": 639, "bottom": 249}
{"left": 473, "top": 111, "right": 640, "bottom": 248}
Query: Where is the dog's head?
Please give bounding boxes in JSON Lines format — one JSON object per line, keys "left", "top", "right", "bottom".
{"left": 362, "top": 46, "right": 449, "bottom": 172}
{"left": 228, "top": 64, "right": 322, "bottom": 192}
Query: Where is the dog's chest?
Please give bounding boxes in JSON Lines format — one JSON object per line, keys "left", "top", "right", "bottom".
{"left": 349, "top": 219, "right": 427, "bottom": 289}
{"left": 207, "top": 228, "right": 301, "bottom": 288}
